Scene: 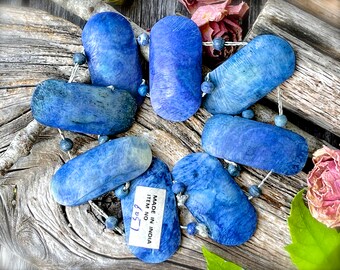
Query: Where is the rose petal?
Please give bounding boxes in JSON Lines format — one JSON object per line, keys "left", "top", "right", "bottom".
{"left": 226, "top": 2, "right": 249, "bottom": 17}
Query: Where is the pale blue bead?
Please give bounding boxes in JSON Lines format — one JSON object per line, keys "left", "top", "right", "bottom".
{"left": 186, "top": 222, "right": 197, "bottom": 235}
{"left": 73, "top": 53, "right": 86, "bottom": 65}
{"left": 249, "top": 185, "right": 261, "bottom": 198}
{"left": 137, "top": 33, "right": 150, "bottom": 46}
{"left": 105, "top": 216, "right": 118, "bottom": 230}
{"left": 212, "top": 37, "right": 224, "bottom": 51}
{"left": 98, "top": 135, "right": 109, "bottom": 145}
{"left": 60, "top": 138, "right": 73, "bottom": 152}
{"left": 242, "top": 109, "right": 255, "bottom": 119}
{"left": 201, "top": 81, "right": 215, "bottom": 94}
{"left": 274, "top": 114, "right": 288, "bottom": 127}
{"left": 138, "top": 84, "right": 148, "bottom": 97}
{"left": 172, "top": 182, "right": 186, "bottom": 194}
{"left": 114, "top": 185, "right": 129, "bottom": 199}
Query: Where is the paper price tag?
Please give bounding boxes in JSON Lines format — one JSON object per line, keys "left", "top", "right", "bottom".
{"left": 128, "top": 186, "right": 166, "bottom": 249}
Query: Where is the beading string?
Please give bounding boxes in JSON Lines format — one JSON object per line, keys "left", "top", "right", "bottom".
{"left": 277, "top": 86, "right": 283, "bottom": 115}
{"left": 202, "top": 41, "right": 248, "bottom": 46}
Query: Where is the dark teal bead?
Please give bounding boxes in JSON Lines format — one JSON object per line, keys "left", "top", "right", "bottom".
{"left": 201, "top": 81, "right": 215, "bottom": 94}
{"left": 137, "top": 33, "right": 150, "bottom": 46}
{"left": 114, "top": 185, "right": 129, "bottom": 199}
{"left": 105, "top": 216, "right": 118, "bottom": 230}
{"left": 212, "top": 37, "right": 224, "bottom": 51}
{"left": 98, "top": 135, "right": 110, "bottom": 145}
{"left": 172, "top": 182, "right": 186, "bottom": 194}
{"left": 274, "top": 114, "right": 288, "bottom": 127}
{"left": 227, "top": 164, "right": 241, "bottom": 177}
{"left": 242, "top": 109, "right": 255, "bottom": 119}
{"left": 60, "top": 138, "right": 73, "bottom": 152}
{"left": 138, "top": 84, "right": 149, "bottom": 97}
{"left": 73, "top": 53, "right": 86, "bottom": 65}
{"left": 248, "top": 185, "right": 261, "bottom": 198}
{"left": 186, "top": 222, "right": 197, "bottom": 235}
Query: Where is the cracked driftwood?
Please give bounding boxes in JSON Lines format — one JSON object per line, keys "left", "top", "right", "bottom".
{"left": 0, "top": 1, "right": 339, "bottom": 269}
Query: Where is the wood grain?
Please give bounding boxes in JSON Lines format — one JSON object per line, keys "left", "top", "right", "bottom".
{"left": 0, "top": 1, "right": 338, "bottom": 270}
{"left": 246, "top": 0, "right": 340, "bottom": 136}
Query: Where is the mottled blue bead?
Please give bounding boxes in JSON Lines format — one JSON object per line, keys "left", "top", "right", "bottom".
{"left": 73, "top": 53, "right": 86, "bottom": 65}
{"left": 186, "top": 222, "right": 197, "bottom": 235}
{"left": 105, "top": 216, "right": 118, "bottom": 230}
{"left": 60, "top": 138, "right": 73, "bottom": 152}
{"left": 82, "top": 12, "right": 143, "bottom": 105}
{"left": 212, "top": 37, "right": 224, "bottom": 51}
{"left": 227, "top": 164, "right": 241, "bottom": 177}
{"left": 172, "top": 182, "right": 186, "bottom": 194}
{"left": 51, "top": 136, "right": 152, "bottom": 206}
{"left": 138, "top": 84, "right": 149, "bottom": 97}
{"left": 121, "top": 158, "right": 181, "bottom": 263}
{"left": 98, "top": 135, "right": 110, "bottom": 145}
{"left": 137, "top": 33, "right": 150, "bottom": 46}
{"left": 274, "top": 114, "right": 288, "bottom": 127}
{"left": 202, "top": 114, "right": 308, "bottom": 175}
{"left": 242, "top": 109, "right": 255, "bottom": 119}
{"left": 172, "top": 153, "right": 257, "bottom": 245}
{"left": 150, "top": 16, "right": 202, "bottom": 121}
{"left": 203, "top": 35, "right": 295, "bottom": 115}
{"left": 114, "top": 185, "right": 129, "bottom": 199}
{"left": 201, "top": 81, "right": 215, "bottom": 94}
{"left": 248, "top": 185, "right": 261, "bottom": 198}
{"left": 31, "top": 79, "right": 137, "bottom": 136}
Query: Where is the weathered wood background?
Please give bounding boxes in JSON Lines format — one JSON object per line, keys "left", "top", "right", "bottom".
{"left": 0, "top": 0, "right": 339, "bottom": 269}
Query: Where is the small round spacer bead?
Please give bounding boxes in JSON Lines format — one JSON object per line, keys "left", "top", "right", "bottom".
{"left": 105, "top": 216, "right": 118, "bottom": 230}
{"left": 172, "top": 182, "right": 186, "bottom": 194}
{"left": 137, "top": 33, "right": 150, "bottom": 46}
{"left": 186, "top": 222, "right": 197, "bottom": 235}
{"left": 201, "top": 81, "right": 215, "bottom": 94}
{"left": 274, "top": 114, "right": 288, "bottom": 127}
{"left": 60, "top": 138, "right": 73, "bottom": 152}
{"left": 98, "top": 135, "right": 110, "bottom": 145}
{"left": 248, "top": 185, "right": 262, "bottom": 198}
{"left": 73, "top": 53, "right": 87, "bottom": 65}
{"left": 212, "top": 37, "right": 225, "bottom": 51}
{"left": 242, "top": 109, "right": 255, "bottom": 119}
{"left": 114, "top": 185, "right": 129, "bottom": 199}
{"left": 227, "top": 163, "right": 241, "bottom": 177}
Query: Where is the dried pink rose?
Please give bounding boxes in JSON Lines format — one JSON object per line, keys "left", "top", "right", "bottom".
{"left": 179, "top": 0, "right": 249, "bottom": 67}
{"left": 306, "top": 146, "right": 340, "bottom": 228}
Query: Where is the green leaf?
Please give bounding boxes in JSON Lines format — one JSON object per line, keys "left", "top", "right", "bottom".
{"left": 202, "top": 246, "right": 243, "bottom": 270}
{"left": 285, "top": 190, "right": 340, "bottom": 270}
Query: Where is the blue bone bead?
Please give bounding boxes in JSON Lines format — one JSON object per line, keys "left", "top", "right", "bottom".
{"left": 249, "top": 185, "right": 261, "bottom": 198}
{"left": 202, "top": 114, "right": 308, "bottom": 175}
{"left": 274, "top": 114, "right": 288, "bottom": 127}
{"left": 172, "top": 182, "right": 186, "bottom": 194}
{"left": 31, "top": 79, "right": 137, "bottom": 136}
{"left": 227, "top": 163, "right": 241, "bottom": 177}
{"left": 172, "top": 153, "right": 257, "bottom": 245}
{"left": 51, "top": 136, "right": 152, "bottom": 206}
{"left": 114, "top": 185, "right": 129, "bottom": 199}
{"left": 98, "top": 135, "right": 110, "bottom": 145}
{"left": 138, "top": 84, "right": 149, "bottom": 97}
{"left": 212, "top": 37, "right": 224, "bottom": 51}
{"left": 73, "top": 53, "right": 86, "bottom": 65}
{"left": 105, "top": 216, "right": 118, "bottom": 230}
{"left": 203, "top": 35, "right": 295, "bottom": 115}
{"left": 201, "top": 81, "right": 215, "bottom": 94}
{"left": 60, "top": 138, "right": 73, "bottom": 152}
{"left": 150, "top": 15, "right": 202, "bottom": 121}
{"left": 186, "top": 222, "right": 197, "bottom": 235}
{"left": 242, "top": 109, "right": 255, "bottom": 119}
{"left": 121, "top": 158, "right": 181, "bottom": 263}
{"left": 82, "top": 12, "right": 143, "bottom": 105}
{"left": 137, "top": 33, "right": 150, "bottom": 46}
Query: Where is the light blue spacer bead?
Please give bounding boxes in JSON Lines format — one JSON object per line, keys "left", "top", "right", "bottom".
{"left": 201, "top": 81, "right": 215, "bottom": 94}
{"left": 248, "top": 185, "right": 262, "bottom": 198}
{"left": 186, "top": 222, "right": 197, "bottom": 235}
{"left": 227, "top": 163, "right": 241, "bottom": 177}
{"left": 172, "top": 182, "right": 186, "bottom": 194}
{"left": 73, "top": 53, "right": 86, "bottom": 65}
{"left": 137, "top": 33, "right": 150, "bottom": 46}
{"left": 105, "top": 216, "right": 118, "bottom": 230}
{"left": 98, "top": 135, "right": 110, "bottom": 145}
{"left": 212, "top": 37, "right": 224, "bottom": 51}
{"left": 60, "top": 138, "right": 73, "bottom": 152}
{"left": 115, "top": 185, "right": 129, "bottom": 199}
{"left": 274, "top": 114, "right": 288, "bottom": 127}
{"left": 242, "top": 109, "right": 255, "bottom": 119}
